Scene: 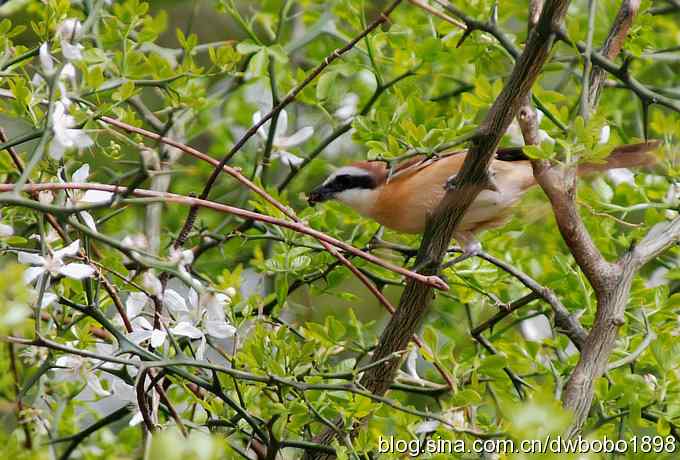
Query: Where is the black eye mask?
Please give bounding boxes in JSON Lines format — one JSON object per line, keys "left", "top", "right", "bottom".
{"left": 308, "top": 174, "right": 376, "bottom": 205}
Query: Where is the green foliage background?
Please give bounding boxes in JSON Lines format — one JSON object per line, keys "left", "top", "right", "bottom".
{"left": 0, "top": 0, "right": 678, "bottom": 459}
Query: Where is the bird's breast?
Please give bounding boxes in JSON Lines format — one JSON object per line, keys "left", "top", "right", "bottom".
{"left": 368, "top": 158, "right": 535, "bottom": 234}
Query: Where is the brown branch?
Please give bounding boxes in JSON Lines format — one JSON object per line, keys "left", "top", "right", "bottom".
{"left": 303, "top": 1, "right": 573, "bottom": 457}
{"left": 587, "top": 0, "right": 641, "bottom": 109}
{"left": 527, "top": 2, "right": 677, "bottom": 437}
{"left": 361, "top": 0, "right": 572, "bottom": 397}
{"left": 407, "top": 0, "right": 467, "bottom": 29}
{"left": 531, "top": 163, "right": 621, "bottom": 294}
{"left": 101, "top": 115, "right": 455, "bottom": 385}
{"left": 0, "top": 182, "right": 447, "bottom": 290}
{"left": 474, "top": 250, "right": 588, "bottom": 348}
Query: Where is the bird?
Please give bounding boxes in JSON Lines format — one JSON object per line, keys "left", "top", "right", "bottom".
{"left": 307, "top": 141, "right": 659, "bottom": 260}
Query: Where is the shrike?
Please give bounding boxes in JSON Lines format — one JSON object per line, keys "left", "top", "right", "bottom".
{"left": 308, "top": 141, "right": 659, "bottom": 256}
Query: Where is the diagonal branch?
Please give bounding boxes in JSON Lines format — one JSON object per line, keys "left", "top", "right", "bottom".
{"left": 303, "top": 1, "right": 574, "bottom": 458}
{"left": 0, "top": 183, "right": 447, "bottom": 290}
{"left": 587, "top": 0, "right": 641, "bottom": 109}
{"left": 361, "top": 0, "right": 572, "bottom": 397}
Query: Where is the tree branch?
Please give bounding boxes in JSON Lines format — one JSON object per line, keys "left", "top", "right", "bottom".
{"left": 303, "top": 1, "right": 573, "bottom": 457}
{"left": 0, "top": 183, "right": 447, "bottom": 290}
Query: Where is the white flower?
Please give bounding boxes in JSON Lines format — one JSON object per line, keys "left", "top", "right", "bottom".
{"left": 125, "top": 292, "right": 167, "bottom": 348}
{"left": 54, "top": 354, "right": 111, "bottom": 397}
{"left": 56, "top": 18, "right": 84, "bottom": 61}
{"left": 599, "top": 124, "right": 611, "bottom": 144}
{"left": 17, "top": 239, "right": 94, "bottom": 284}
{"left": 143, "top": 271, "right": 163, "bottom": 297}
{"left": 506, "top": 110, "right": 553, "bottom": 146}
{"left": 252, "top": 109, "right": 313, "bottom": 167}
{"left": 607, "top": 168, "right": 635, "bottom": 186}
{"left": 71, "top": 164, "right": 113, "bottom": 203}
{"left": 60, "top": 163, "right": 113, "bottom": 231}
{"left": 111, "top": 379, "right": 145, "bottom": 426}
{"left": 334, "top": 93, "right": 359, "bottom": 121}
{"left": 122, "top": 234, "right": 148, "bottom": 250}
{"left": 169, "top": 287, "right": 236, "bottom": 360}
{"left": 414, "top": 409, "right": 466, "bottom": 434}
{"left": 122, "top": 234, "right": 148, "bottom": 263}
{"left": 520, "top": 313, "right": 553, "bottom": 342}
{"left": 61, "top": 41, "right": 84, "bottom": 61}
{"left": 405, "top": 348, "right": 424, "bottom": 383}
{"left": 49, "top": 100, "right": 93, "bottom": 160}
{"left": 61, "top": 63, "right": 77, "bottom": 88}
{"left": 40, "top": 292, "right": 58, "bottom": 308}
{"left": 0, "top": 212, "right": 13, "bottom": 237}
{"left": 169, "top": 247, "right": 197, "bottom": 284}
{"left": 57, "top": 18, "right": 83, "bottom": 42}
{"left": 39, "top": 43, "right": 55, "bottom": 75}
{"left": 163, "top": 288, "right": 189, "bottom": 313}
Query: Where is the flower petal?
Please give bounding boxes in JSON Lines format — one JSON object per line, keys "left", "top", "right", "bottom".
{"left": 607, "top": 168, "right": 635, "bottom": 186}
{"left": 54, "top": 240, "right": 81, "bottom": 259}
{"left": 129, "top": 411, "right": 144, "bottom": 426}
{"left": 48, "top": 138, "right": 66, "bottom": 160}
{"left": 18, "top": 252, "right": 45, "bottom": 265}
{"left": 164, "top": 289, "right": 188, "bottom": 313}
{"left": 57, "top": 18, "right": 83, "bottom": 42}
{"left": 82, "top": 190, "right": 113, "bottom": 204}
{"left": 170, "top": 321, "right": 203, "bottom": 339}
{"left": 0, "top": 223, "right": 14, "bottom": 237}
{"left": 55, "top": 355, "right": 82, "bottom": 370}
{"left": 112, "top": 379, "right": 136, "bottom": 402}
{"left": 143, "top": 272, "right": 162, "bottom": 297}
{"left": 61, "top": 41, "right": 84, "bottom": 61}
{"left": 275, "top": 126, "right": 314, "bottom": 148}
{"left": 39, "top": 43, "right": 54, "bottom": 74}
{"left": 150, "top": 329, "right": 167, "bottom": 348}
{"left": 132, "top": 316, "right": 153, "bottom": 332}
{"left": 205, "top": 321, "right": 236, "bottom": 339}
{"left": 273, "top": 151, "right": 304, "bottom": 167}
{"left": 40, "top": 292, "right": 58, "bottom": 308}
{"left": 275, "top": 109, "right": 288, "bottom": 137}
{"left": 599, "top": 124, "right": 611, "bottom": 144}
{"left": 252, "top": 110, "right": 269, "bottom": 139}
{"left": 80, "top": 211, "right": 97, "bottom": 232}
{"left": 126, "top": 292, "right": 148, "bottom": 318}
{"left": 59, "top": 263, "right": 95, "bottom": 280}
{"left": 196, "top": 337, "right": 207, "bottom": 360}
{"left": 188, "top": 288, "right": 199, "bottom": 309}
{"left": 86, "top": 373, "right": 111, "bottom": 397}
{"left": 127, "top": 330, "right": 153, "bottom": 345}
{"left": 72, "top": 164, "right": 90, "bottom": 183}
{"left": 66, "top": 128, "right": 93, "bottom": 149}
{"left": 23, "top": 266, "right": 46, "bottom": 284}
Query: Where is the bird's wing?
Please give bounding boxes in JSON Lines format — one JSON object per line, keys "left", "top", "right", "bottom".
{"left": 387, "top": 150, "right": 465, "bottom": 183}
{"left": 387, "top": 146, "right": 529, "bottom": 183}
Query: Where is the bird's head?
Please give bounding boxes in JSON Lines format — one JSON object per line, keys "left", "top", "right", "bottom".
{"left": 307, "top": 163, "right": 386, "bottom": 213}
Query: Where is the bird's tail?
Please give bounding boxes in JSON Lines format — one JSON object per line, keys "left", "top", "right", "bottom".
{"left": 577, "top": 140, "right": 660, "bottom": 175}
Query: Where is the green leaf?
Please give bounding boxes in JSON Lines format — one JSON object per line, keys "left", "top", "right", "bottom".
{"left": 316, "top": 71, "right": 337, "bottom": 101}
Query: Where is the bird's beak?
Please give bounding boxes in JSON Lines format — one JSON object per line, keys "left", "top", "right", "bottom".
{"left": 307, "top": 184, "right": 334, "bottom": 206}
